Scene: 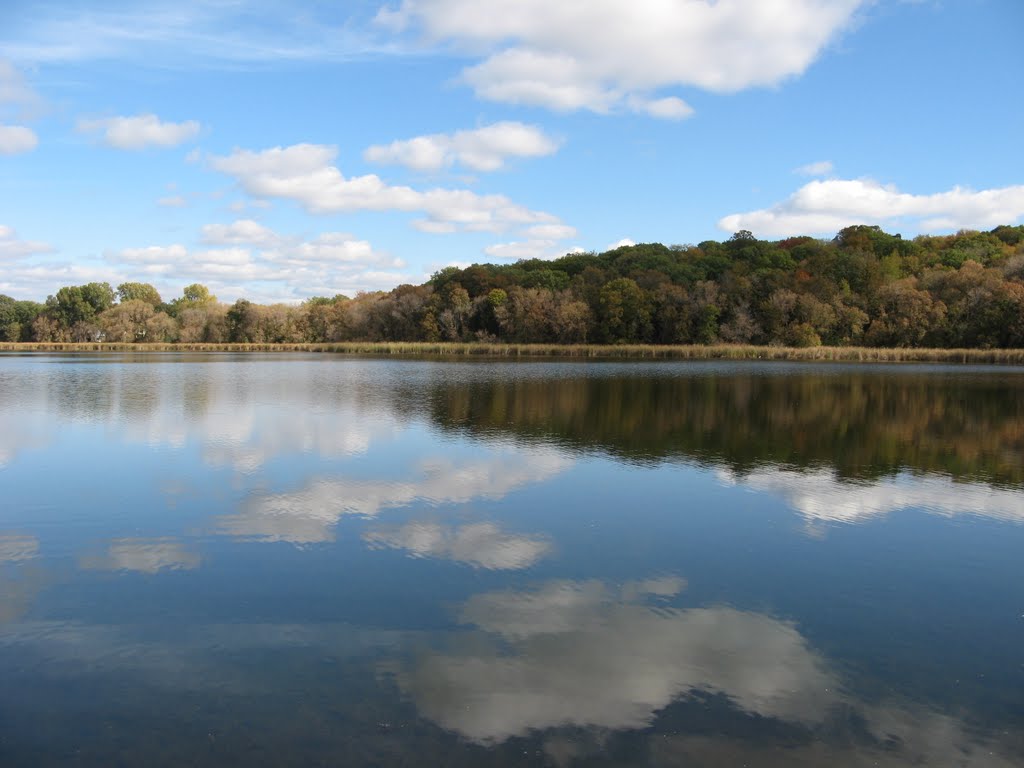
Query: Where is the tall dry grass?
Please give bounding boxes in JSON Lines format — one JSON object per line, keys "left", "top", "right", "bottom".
{"left": 3, "top": 341, "right": 1024, "bottom": 364}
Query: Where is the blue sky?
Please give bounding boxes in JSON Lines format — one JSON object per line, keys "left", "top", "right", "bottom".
{"left": 1, "top": 0, "right": 1022, "bottom": 303}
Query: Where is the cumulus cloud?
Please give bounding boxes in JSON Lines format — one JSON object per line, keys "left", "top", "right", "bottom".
{"left": 80, "top": 537, "right": 201, "bottom": 574}
{"left": 364, "top": 521, "right": 551, "bottom": 570}
{"left": 0, "top": 124, "right": 37, "bottom": 154}
{"left": 717, "top": 468, "right": 1024, "bottom": 526}
{"left": 483, "top": 239, "right": 556, "bottom": 260}
{"left": 718, "top": 178, "right": 1024, "bottom": 237}
{"left": 399, "top": 577, "right": 838, "bottom": 742}
{"left": 606, "top": 237, "right": 635, "bottom": 250}
{"left": 365, "top": 122, "right": 559, "bottom": 172}
{"left": 377, "top": 0, "right": 863, "bottom": 117}
{"left": 0, "top": 225, "right": 52, "bottom": 260}
{"left": 627, "top": 95, "right": 694, "bottom": 120}
{"left": 214, "top": 450, "right": 573, "bottom": 544}
{"left": 201, "top": 219, "right": 279, "bottom": 246}
{"left": 0, "top": 263, "right": 122, "bottom": 303}
{"left": 524, "top": 223, "right": 577, "bottom": 240}
{"left": 210, "top": 143, "right": 564, "bottom": 234}
{"left": 77, "top": 113, "right": 200, "bottom": 150}
{"left": 107, "top": 222, "right": 407, "bottom": 301}
{"left": 794, "top": 160, "right": 834, "bottom": 176}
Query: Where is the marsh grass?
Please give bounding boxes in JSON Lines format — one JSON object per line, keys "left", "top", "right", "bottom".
{"left": 3, "top": 341, "right": 1024, "bottom": 364}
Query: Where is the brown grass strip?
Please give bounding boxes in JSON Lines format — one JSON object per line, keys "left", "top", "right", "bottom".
{"left": 3, "top": 341, "right": 1024, "bottom": 364}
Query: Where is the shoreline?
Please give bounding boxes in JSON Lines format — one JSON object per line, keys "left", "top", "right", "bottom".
{"left": 2, "top": 341, "right": 1024, "bottom": 364}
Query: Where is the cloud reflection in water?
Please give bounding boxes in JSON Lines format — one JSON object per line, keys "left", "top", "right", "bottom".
{"left": 214, "top": 450, "right": 572, "bottom": 544}
{"left": 398, "top": 577, "right": 1019, "bottom": 765}
{"left": 0, "top": 534, "right": 39, "bottom": 563}
{"left": 400, "top": 577, "right": 836, "bottom": 742}
{"left": 364, "top": 521, "right": 552, "bottom": 570}
{"left": 719, "top": 468, "right": 1024, "bottom": 526}
{"left": 80, "top": 537, "right": 201, "bottom": 574}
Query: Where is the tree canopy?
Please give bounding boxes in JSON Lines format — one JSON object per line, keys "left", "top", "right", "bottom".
{"left": 6, "top": 224, "right": 1024, "bottom": 348}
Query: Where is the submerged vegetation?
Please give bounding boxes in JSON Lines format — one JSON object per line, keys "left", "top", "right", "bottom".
{"left": 3, "top": 224, "right": 1024, "bottom": 349}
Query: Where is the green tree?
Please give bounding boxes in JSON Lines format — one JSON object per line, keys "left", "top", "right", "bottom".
{"left": 170, "top": 283, "right": 217, "bottom": 316}
{"left": 116, "top": 282, "right": 162, "bottom": 306}
{"left": 46, "top": 283, "right": 114, "bottom": 329}
{"left": 598, "top": 278, "right": 652, "bottom": 343}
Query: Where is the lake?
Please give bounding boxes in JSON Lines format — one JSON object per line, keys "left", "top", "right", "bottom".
{"left": 1, "top": 353, "right": 1022, "bottom": 766}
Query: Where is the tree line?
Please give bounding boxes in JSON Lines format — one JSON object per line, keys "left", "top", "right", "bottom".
{"left": 3, "top": 224, "right": 1024, "bottom": 348}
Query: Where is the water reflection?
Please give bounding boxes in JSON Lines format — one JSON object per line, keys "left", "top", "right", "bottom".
{"left": 216, "top": 450, "right": 572, "bottom": 544}
{"left": 0, "top": 534, "right": 48, "bottom": 625}
{"left": 364, "top": 521, "right": 551, "bottom": 570}
{"left": 399, "top": 578, "right": 1017, "bottom": 765}
{"left": 0, "top": 534, "right": 39, "bottom": 563}
{"left": 0, "top": 409, "right": 50, "bottom": 468}
{"left": 400, "top": 577, "right": 836, "bottom": 741}
{"left": 0, "top": 355, "right": 1022, "bottom": 765}
{"left": 80, "top": 538, "right": 201, "bottom": 573}
{"left": 12, "top": 355, "right": 404, "bottom": 473}
{"left": 719, "top": 468, "right": 1024, "bottom": 525}
{"left": 418, "top": 364, "right": 1024, "bottom": 485}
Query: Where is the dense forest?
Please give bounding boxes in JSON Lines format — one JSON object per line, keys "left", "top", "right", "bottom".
{"left": 3, "top": 224, "right": 1024, "bottom": 348}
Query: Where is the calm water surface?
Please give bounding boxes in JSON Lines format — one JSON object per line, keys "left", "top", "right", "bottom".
{"left": 1, "top": 353, "right": 1023, "bottom": 766}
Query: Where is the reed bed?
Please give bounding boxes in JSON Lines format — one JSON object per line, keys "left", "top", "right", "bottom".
{"left": 3, "top": 341, "right": 1024, "bottom": 364}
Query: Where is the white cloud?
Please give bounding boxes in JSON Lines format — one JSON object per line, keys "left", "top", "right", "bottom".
{"left": 81, "top": 537, "right": 200, "bottom": 574}
{"left": 210, "top": 143, "right": 564, "bottom": 234}
{"left": 117, "top": 244, "right": 189, "bottom": 264}
{"left": 364, "top": 121, "right": 559, "bottom": 172}
{"left": 411, "top": 220, "right": 456, "bottom": 234}
{"left": 627, "top": 95, "right": 694, "bottom": 121}
{"left": 794, "top": 160, "right": 834, "bottom": 176}
{"left": 214, "top": 450, "right": 573, "bottom": 544}
{"left": 399, "top": 578, "right": 838, "bottom": 742}
{"left": 0, "top": 262, "right": 122, "bottom": 301}
{"left": 718, "top": 179, "right": 1024, "bottom": 237}
{"left": 365, "top": 521, "right": 552, "bottom": 570}
{"left": 606, "top": 237, "right": 635, "bottom": 250}
{"left": 273, "top": 232, "right": 381, "bottom": 264}
{"left": 0, "top": 124, "right": 37, "bottom": 154}
{"left": 77, "top": 113, "right": 200, "bottom": 150}
{"left": 0, "top": 262, "right": 128, "bottom": 303}
{"left": 0, "top": 225, "right": 52, "bottom": 260}
{"left": 201, "top": 219, "right": 279, "bottom": 246}
{"left": 107, "top": 223, "right": 407, "bottom": 302}
{"left": 379, "top": 0, "right": 863, "bottom": 117}
{"left": 718, "top": 468, "right": 1024, "bottom": 527}
{"left": 483, "top": 239, "right": 555, "bottom": 260}
{"left": 524, "top": 223, "right": 577, "bottom": 240}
